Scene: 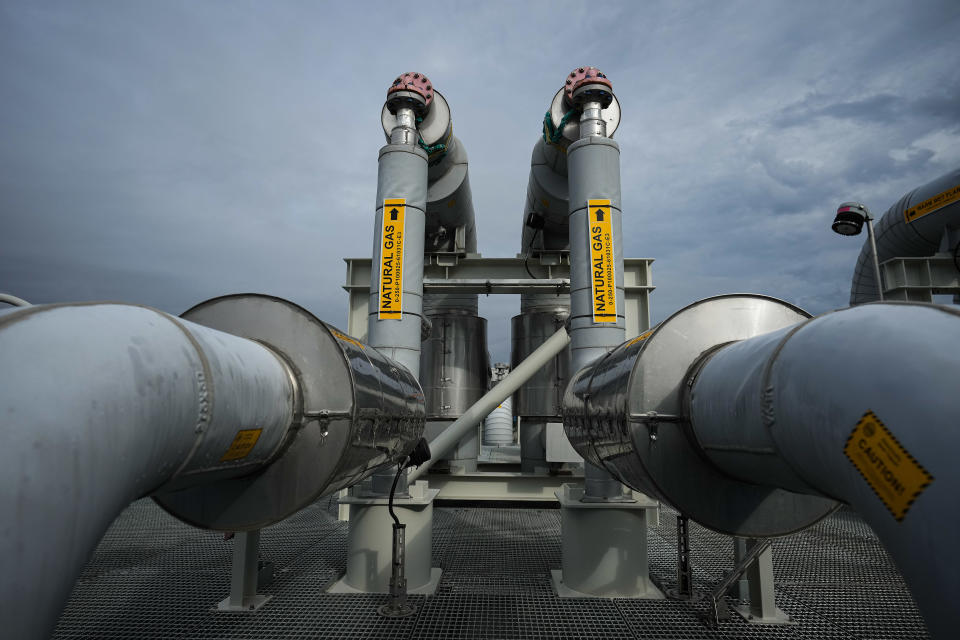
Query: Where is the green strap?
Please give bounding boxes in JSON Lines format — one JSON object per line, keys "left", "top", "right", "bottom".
{"left": 542, "top": 109, "right": 578, "bottom": 144}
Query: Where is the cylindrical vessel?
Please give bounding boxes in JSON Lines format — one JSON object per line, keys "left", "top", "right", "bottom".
{"left": 155, "top": 294, "right": 425, "bottom": 530}
{"left": 367, "top": 143, "right": 428, "bottom": 376}
{"left": 483, "top": 397, "right": 513, "bottom": 446}
{"left": 563, "top": 294, "right": 838, "bottom": 535}
{"left": 419, "top": 305, "right": 489, "bottom": 472}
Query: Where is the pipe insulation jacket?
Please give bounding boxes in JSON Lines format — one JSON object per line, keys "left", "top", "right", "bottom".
{"left": 0, "top": 303, "right": 298, "bottom": 640}
{"left": 850, "top": 166, "right": 960, "bottom": 304}
{"left": 368, "top": 144, "right": 428, "bottom": 376}
{"left": 688, "top": 302, "right": 960, "bottom": 640}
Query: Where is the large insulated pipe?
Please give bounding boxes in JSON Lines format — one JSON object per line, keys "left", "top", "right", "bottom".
{"left": 0, "top": 296, "right": 424, "bottom": 640}
{"left": 409, "top": 326, "right": 571, "bottom": 482}
{"left": 850, "top": 167, "right": 960, "bottom": 304}
{"left": 687, "top": 302, "right": 960, "bottom": 639}
{"left": 564, "top": 294, "right": 958, "bottom": 638}
{"left": 368, "top": 72, "right": 430, "bottom": 375}
{"left": 565, "top": 67, "right": 628, "bottom": 499}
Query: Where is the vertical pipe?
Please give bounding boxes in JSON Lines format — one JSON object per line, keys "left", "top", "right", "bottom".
{"left": 567, "top": 93, "right": 626, "bottom": 500}
{"left": 865, "top": 215, "right": 884, "bottom": 301}
{"left": 367, "top": 140, "right": 428, "bottom": 377}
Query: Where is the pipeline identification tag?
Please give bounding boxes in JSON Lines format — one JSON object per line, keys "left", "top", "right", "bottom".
{"left": 379, "top": 198, "right": 406, "bottom": 320}
{"left": 588, "top": 199, "right": 616, "bottom": 323}
{"left": 904, "top": 182, "right": 960, "bottom": 223}
{"left": 221, "top": 428, "right": 263, "bottom": 462}
{"left": 843, "top": 411, "right": 932, "bottom": 521}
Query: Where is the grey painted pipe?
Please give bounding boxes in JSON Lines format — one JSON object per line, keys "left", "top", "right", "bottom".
{"left": 367, "top": 143, "right": 428, "bottom": 377}
{"left": 688, "top": 302, "right": 960, "bottom": 639}
{"left": 567, "top": 133, "right": 626, "bottom": 500}
{"left": 850, "top": 166, "right": 960, "bottom": 304}
{"left": 0, "top": 303, "right": 298, "bottom": 640}
{"left": 409, "top": 325, "right": 571, "bottom": 482}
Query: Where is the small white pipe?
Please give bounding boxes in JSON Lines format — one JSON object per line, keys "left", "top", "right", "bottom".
{"left": 409, "top": 326, "right": 570, "bottom": 482}
{"left": 0, "top": 293, "right": 31, "bottom": 307}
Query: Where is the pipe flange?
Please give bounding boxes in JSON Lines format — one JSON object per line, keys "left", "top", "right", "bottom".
{"left": 564, "top": 66, "right": 613, "bottom": 108}
{"left": 386, "top": 71, "right": 434, "bottom": 116}
{"left": 564, "top": 294, "right": 839, "bottom": 537}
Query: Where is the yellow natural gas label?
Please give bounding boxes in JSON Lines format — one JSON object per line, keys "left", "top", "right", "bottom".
{"left": 221, "top": 428, "right": 263, "bottom": 462}
{"left": 378, "top": 198, "right": 406, "bottom": 320}
{"left": 843, "top": 411, "right": 933, "bottom": 521}
{"left": 588, "top": 199, "right": 616, "bottom": 323}
{"left": 904, "top": 183, "right": 960, "bottom": 223}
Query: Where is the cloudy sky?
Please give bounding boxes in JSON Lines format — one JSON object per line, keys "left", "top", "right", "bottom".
{"left": 2, "top": 1, "right": 958, "bottom": 362}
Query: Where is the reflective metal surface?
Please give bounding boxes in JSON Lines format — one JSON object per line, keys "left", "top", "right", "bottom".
{"left": 419, "top": 313, "right": 489, "bottom": 419}
{"left": 156, "top": 295, "right": 425, "bottom": 531}
{"left": 563, "top": 294, "right": 838, "bottom": 537}
{"left": 511, "top": 311, "right": 569, "bottom": 419}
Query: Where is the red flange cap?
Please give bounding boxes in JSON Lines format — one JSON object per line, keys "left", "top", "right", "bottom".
{"left": 387, "top": 72, "right": 434, "bottom": 110}
{"left": 564, "top": 66, "right": 613, "bottom": 104}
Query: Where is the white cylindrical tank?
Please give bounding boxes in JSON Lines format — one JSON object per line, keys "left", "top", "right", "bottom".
{"left": 483, "top": 396, "right": 514, "bottom": 446}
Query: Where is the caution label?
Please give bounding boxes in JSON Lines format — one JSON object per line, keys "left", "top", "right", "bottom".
{"left": 330, "top": 328, "right": 365, "bottom": 350}
{"left": 843, "top": 411, "right": 933, "bottom": 521}
{"left": 904, "top": 183, "right": 960, "bottom": 223}
{"left": 221, "top": 428, "right": 263, "bottom": 462}
{"left": 378, "top": 198, "right": 406, "bottom": 320}
{"left": 588, "top": 199, "right": 616, "bottom": 323}
{"left": 625, "top": 329, "right": 653, "bottom": 347}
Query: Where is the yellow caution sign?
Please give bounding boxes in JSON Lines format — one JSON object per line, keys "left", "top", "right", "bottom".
{"left": 904, "top": 183, "right": 960, "bottom": 223}
{"left": 221, "top": 428, "right": 263, "bottom": 462}
{"left": 843, "top": 411, "right": 933, "bottom": 521}
{"left": 588, "top": 199, "right": 616, "bottom": 323}
{"left": 330, "top": 328, "right": 365, "bottom": 350}
{"left": 378, "top": 198, "right": 406, "bottom": 320}
{"left": 625, "top": 329, "right": 653, "bottom": 347}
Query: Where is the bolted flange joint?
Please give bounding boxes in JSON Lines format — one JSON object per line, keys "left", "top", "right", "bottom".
{"left": 564, "top": 66, "right": 614, "bottom": 109}
{"left": 386, "top": 71, "right": 434, "bottom": 117}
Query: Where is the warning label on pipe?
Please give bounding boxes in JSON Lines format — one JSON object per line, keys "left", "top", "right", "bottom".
{"left": 843, "top": 411, "right": 933, "bottom": 521}
{"left": 904, "top": 183, "right": 960, "bottom": 223}
{"left": 378, "top": 198, "right": 406, "bottom": 320}
{"left": 221, "top": 428, "right": 263, "bottom": 462}
{"left": 588, "top": 199, "right": 616, "bottom": 323}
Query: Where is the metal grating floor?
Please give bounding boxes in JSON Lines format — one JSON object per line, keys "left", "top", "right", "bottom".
{"left": 54, "top": 495, "right": 930, "bottom": 639}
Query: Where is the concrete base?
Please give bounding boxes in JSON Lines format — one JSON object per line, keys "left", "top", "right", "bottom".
{"left": 328, "top": 567, "right": 443, "bottom": 595}
{"left": 333, "top": 481, "right": 441, "bottom": 593}
{"left": 555, "top": 483, "right": 663, "bottom": 599}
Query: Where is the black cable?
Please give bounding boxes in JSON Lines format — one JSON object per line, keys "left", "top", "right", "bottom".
{"left": 523, "top": 227, "right": 541, "bottom": 279}
{"left": 953, "top": 240, "right": 960, "bottom": 274}
{"left": 387, "top": 457, "right": 407, "bottom": 527}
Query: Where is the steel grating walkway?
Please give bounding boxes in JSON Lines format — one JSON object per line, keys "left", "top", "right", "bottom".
{"left": 53, "top": 496, "right": 929, "bottom": 639}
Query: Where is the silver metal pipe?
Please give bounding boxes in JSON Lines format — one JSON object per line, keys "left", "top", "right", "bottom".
{"left": 0, "top": 293, "right": 31, "bottom": 307}
{"left": 579, "top": 100, "right": 606, "bottom": 138}
{"left": 409, "top": 325, "right": 571, "bottom": 482}
{"left": 390, "top": 107, "right": 417, "bottom": 146}
{"left": 688, "top": 302, "right": 960, "bottom": 639}
{"left": 0, "top": 303, "right": 298, "bottom": 640}
{"left": 850, "top": 167, "right": 960, "bottom": 304}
